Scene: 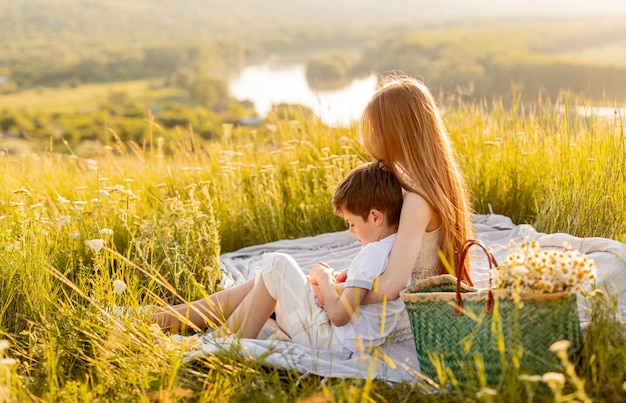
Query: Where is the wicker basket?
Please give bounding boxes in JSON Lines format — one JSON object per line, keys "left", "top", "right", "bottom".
{"left": 400, "top": 240, "right": 582, "bottom": 385}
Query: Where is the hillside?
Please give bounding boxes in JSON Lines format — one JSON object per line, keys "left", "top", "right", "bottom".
{"left": 3, "top": 0, "right": 626, "bottom": 47}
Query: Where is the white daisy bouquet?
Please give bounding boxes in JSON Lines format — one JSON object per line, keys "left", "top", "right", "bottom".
{"left": 495, "top": 239, "right": 597, "bottom": 294}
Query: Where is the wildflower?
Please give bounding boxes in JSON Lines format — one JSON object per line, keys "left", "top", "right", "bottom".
{"left": 86, "top": 159, "right": 98, "bottom": 167}
{"left": 549, "top": 340, "right": 571, "bottom": 353}
{"left": 541, "top": 372, "right": 565, "bottom": 386}
{"left": 476, "top": 387, "right": 498, "bottom": 399}
{"left": 98, "top": 189, "right": 110, "bottom": 197}
{"left": 0, "top": 358, "right": 17, "bottom": 366}
{"left": 112, "top": 279, "right": 127, "bottom": 295}
{"left": 71, "top": 200, "right": 87, "bottom": 211}
{"left": 108, "top": 184, "right": 125, "bottom": 192}
{"left": 55, "top": 215, "right": 71, "bottom": 225}
{"left": 511, "top": 265, "right": 529, "bottom": 276}
{"left": 518, "top": 374, "right": 542, "bottom": 382}
{"left": 69, "top": 231, "right": 81, "bottom": 239}
{"left": 13, "top": 188, "right": 31, "bottom": 196}
{"left": 85, "top": 239, "right": 105, "bottom": 252}
{"left": 100, "top": 228, "right": 114, "bottom": 236}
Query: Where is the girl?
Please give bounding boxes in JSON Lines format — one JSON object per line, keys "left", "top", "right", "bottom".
{"left": 317, "top": 75, "right": 474, "bottom": 342}
{"left": 153, "top": 74, "right": 473, "bottom": 339}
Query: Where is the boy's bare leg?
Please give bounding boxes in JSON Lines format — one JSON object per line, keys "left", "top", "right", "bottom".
{"left": 152, "top": 279, "right": 254, "bottom": 333}
{"left": 220, "top": 276, "right": 276, "bottom": 339}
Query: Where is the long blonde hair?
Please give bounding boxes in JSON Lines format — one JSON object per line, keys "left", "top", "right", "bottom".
{"left": 359, "top": 75, "right": 473, "bottom": 276}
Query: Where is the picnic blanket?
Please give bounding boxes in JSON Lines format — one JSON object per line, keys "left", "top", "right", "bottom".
{"left": 178, "top": 214, "right": 626, "bottom": 382}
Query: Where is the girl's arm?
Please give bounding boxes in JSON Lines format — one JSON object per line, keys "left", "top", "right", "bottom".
{"left": 361, "top": 192, "right": 435, "bottom": 303}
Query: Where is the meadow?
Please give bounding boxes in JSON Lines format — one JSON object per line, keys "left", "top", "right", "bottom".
{"left": 1, "top": 95, "right": 626, "bottom": 402}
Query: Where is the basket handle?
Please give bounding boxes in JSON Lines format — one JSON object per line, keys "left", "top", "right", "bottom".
{"left": 453, "top": 239, "right": 498, "bottom": 316}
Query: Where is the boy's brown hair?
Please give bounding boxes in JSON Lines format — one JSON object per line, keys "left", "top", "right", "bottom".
{"left": 332, "top": 161, "right": 403, "bottom": 227}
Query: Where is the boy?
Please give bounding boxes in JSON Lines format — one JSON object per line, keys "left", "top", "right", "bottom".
{"left": 241, "top": 161, "right": 405, "bottom": 353}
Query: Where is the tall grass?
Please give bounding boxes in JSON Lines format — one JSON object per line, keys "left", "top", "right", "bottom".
{"left": 0, "top": 95, "right": 625, "bottom": 401}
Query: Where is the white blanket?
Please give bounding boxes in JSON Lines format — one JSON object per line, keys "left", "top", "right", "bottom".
{"left": 182, "top": 214, "right": 626, "bottom": 382}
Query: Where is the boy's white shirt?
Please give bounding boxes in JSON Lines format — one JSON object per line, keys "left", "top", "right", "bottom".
{"left": 333, "top": 233, "right": 405, "bottom": 352}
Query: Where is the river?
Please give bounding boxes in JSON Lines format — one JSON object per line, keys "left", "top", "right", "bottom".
{"left": 228, "top": 63, "right": 378, "bottom": 127}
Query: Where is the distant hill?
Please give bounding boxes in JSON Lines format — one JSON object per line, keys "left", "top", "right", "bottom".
{"left": 2, "top": 0, "right": 626, "bottom": 96}
{"left": 3, "top": 0, "right": 626, "bottom": 47}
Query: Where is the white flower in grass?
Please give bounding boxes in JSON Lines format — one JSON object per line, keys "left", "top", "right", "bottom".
{"left": 13, "top": 188, "right": 31, "bottom": 196}
{"left": 549, "top": 340, "right": 571, "bottom": 353}
{"left": 85, "top": 239, "right": 105, "bottom": 252}
{"left": 112, "top": 279, "right": 127, "bottom": 294}
{"left": 86, "top": 159, "right": 98, "bottom": 168}
{"left": 55, "top": 215, "right": 71, "bottom": 226}
{"left": 518, "top": 374, "right": 542, "bottom": 382}
{"left": 100, "top": 228, "right": 114, "bottom": 236}
{"left": 0, "top": 339, "right": 16, "bottom": 366}
{"left": 7, "top": 242, "right": 20, "bottom": 251}
{"left": 0, "top": 357, "right": 17, "bottom": 366}
{"left": 541, "top": 372, "right": 565, "bottom": 386}
{"left": 69, "top": 231, "right": 81, "bottom": 239}
{"left": 476, "top": 387, "right": 497, "bottom": 399}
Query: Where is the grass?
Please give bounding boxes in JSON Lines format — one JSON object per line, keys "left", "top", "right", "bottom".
{"left": 0, "top": 94, "right": 625, "bottom": 401}
{"left": 0, "top": 79, "right": 186, "bottom": 114}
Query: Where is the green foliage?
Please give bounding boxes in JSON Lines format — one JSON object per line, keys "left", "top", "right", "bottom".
{"left": 361, "top": 23, "right": 626, "bottom": 103}
{"left": 190, "top": 77, "right": 228, "bottom": 108}
{"left": 306, "top": 52, "right": 359, "bottom": 89}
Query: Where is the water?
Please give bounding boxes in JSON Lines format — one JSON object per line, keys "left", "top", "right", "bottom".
{"left": 228, "top": 63, "right": 378, "bottom": 127}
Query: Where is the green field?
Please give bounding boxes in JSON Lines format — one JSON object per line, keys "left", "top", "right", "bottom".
{"left": 1, "top": 94, "right": 625, "bottom": 401}
{"left": 0, "top": 80, "right": 185, "bottom": 114}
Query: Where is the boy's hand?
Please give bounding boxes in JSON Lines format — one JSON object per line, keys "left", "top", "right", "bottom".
{"left": 309, "top": 262, "right": 335, "bottom": 307}
{"left": 309, "top": 262, "right": 335, "bottom": 285}
{"left": 334, "top": 268, "right": 348, "bottom": 283}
